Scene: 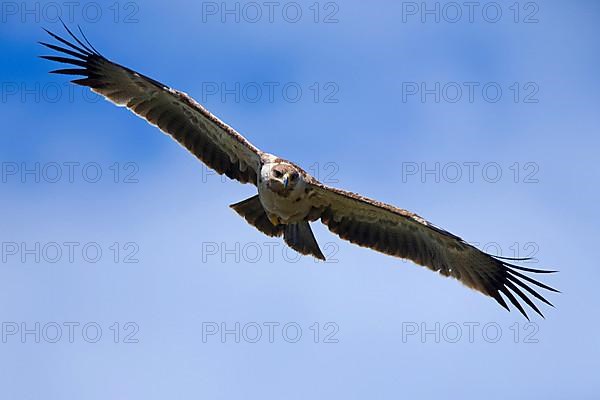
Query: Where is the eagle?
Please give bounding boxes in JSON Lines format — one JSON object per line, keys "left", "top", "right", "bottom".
{"left": 39, "top": 23, "right": 558, "bottom": 320}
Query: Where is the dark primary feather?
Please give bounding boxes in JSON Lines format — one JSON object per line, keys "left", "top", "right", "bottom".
{"left": 39, "top": 22, "right": 263, "bottom": 186}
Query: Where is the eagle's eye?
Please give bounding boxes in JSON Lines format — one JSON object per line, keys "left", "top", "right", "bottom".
{"left": 290, "top": 172, "right": 299, "bottom": 181}
{"left": 273, "top": 170, "right": 283, "bottom": 178}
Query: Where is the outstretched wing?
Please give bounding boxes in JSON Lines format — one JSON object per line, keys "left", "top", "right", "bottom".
{"left": 308, "top": 182, "right": 558, "bottom": 319}
{"left": 39, "top": 23, "right": 263, "bottom": 185}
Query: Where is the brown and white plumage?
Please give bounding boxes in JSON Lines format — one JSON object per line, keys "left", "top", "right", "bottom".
{"left": 308, "top": 183, "right": 558, "bottom": 318}
{"left": 40, "top": 24, "right": 263, "bottom": 186}
{"left": 40, "top": 23, "right": 558, "bottom": 319}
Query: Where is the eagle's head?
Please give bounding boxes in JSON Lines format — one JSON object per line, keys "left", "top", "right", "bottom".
{"left": 262, "top": 162, "right": 302, "bottom": 195}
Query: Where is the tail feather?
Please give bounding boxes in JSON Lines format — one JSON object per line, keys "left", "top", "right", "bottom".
{"left": 284, "top": 222, "right": 326, "bottom": 261}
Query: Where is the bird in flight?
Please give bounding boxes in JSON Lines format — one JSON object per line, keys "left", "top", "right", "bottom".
{"left": 39, "top": 23, "right": 558, "bottom": 319}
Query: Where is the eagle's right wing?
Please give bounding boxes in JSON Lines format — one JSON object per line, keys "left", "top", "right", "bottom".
{"left": 40, "top": 23, "right": 263, "bottom": 185}
{"left": 307, "top": 182, "right": 559, "bottom": 319}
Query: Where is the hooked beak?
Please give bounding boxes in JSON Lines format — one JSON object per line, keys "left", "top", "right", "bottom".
{"left": 283, "top": 173, "right": 289, "bottom": 189}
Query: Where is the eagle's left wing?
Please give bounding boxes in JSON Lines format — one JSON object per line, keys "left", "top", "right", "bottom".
{"left": 39, "top": 23, "right": 263, "bottom": 185}
{"left": 307, "top": 182, "right": 558, "bottom": 319}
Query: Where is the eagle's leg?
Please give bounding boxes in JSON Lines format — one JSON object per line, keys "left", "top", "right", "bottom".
{"left": 230, "top": 195, "right": 285, "bottom": 238}
{"left": 283, "top": 222, "right": 326, "bottom": 261}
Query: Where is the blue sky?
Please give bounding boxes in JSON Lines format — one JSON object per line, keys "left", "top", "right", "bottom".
{"left": 1, "top": 0, "right": 599, "bottom": 398}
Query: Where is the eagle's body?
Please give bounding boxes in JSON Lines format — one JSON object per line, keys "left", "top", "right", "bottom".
{"left": 39, "top": 23, "right": 558, "bottom": 319}
{"left": 258, "top": 156, "right": 313, "bottom": 225}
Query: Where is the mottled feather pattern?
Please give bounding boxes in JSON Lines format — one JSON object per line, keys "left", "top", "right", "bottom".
{"left": 39, "top": 21, "right": 261, "bottom": 185}
{"left": 310, "top": 182, "right": 558, "bottom": 320}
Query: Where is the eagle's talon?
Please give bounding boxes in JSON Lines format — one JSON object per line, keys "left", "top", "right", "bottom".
{"left": 268, "top": 214, "right": 280, "bottom": 226}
